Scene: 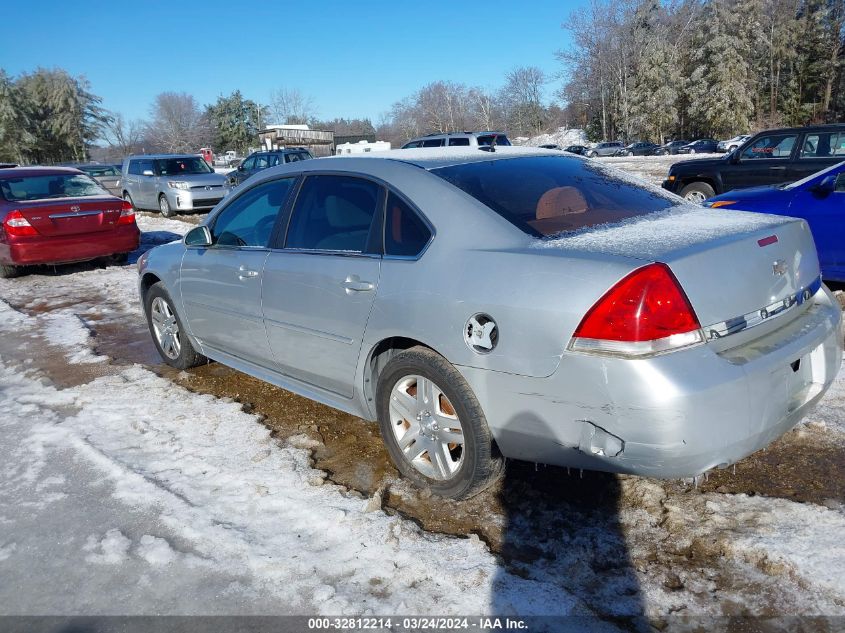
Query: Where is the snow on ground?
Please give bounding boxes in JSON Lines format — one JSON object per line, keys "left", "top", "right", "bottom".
{"left": 512, "top": 127, "right": 588, "bottom": 148}
{"left": 595, "top": 154, "right": 723, "bottom": 187}
{"left": 0, "top": 262, "right": 605, "bottom": 621}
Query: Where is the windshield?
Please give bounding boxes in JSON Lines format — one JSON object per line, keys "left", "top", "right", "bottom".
{"left": 78, "top": 165, "right": 121, "bottom": 177}
{"left": 154, "top": 157, "right": 212, "bottom": 176}
{"left": 477, "top": 134, "right": 512, "bottom": 147}
{"left": 783, "top": 160, "right": 845, "bottom": 190}
{"left": 432, "top": 155, "right": 681, "bottom": 238}
{"left": 0, "top": 173, "right": 108, "bottom": 201}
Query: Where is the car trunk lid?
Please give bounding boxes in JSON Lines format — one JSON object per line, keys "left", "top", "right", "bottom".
{"left": 15, "top": 196, "right": 124, "bottom": 237}
{"left": 541, "top": 206, "right": 819, "bottom": 336}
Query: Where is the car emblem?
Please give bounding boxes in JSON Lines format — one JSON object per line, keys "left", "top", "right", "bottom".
{"left": 772, "top": 260, "right": 788, "bottom": 276}
{"left": 70, "top": 205, "right": 81, "bottom": 213}
{"left": 205, "top": 186, "right": 212, "bottom": 191}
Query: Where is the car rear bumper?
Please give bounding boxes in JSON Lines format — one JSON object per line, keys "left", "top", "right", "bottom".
{"left": 0, "top": 224, "right": 140, "bottom": 266}
{"left": 457, "top": 286, "right": 842, "bottom": 478}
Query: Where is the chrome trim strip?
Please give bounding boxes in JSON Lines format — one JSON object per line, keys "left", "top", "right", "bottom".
{"left": 48, "top": 210, "right": 103, "bottom": 219}
{"left": 703, "top": 277, "right": 823, "bottom": 340}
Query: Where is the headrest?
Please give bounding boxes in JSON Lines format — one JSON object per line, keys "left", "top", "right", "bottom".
{"left": 536, "top": 186, "right": 588, "bottom": 220}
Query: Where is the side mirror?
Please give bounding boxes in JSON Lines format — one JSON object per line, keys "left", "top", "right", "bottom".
{"left": 184, "top": 225, "right": 212, "bottom": 247}
{"left": 142, "top": 169, "right": 154, "bottom": 176}
{"left": 812, "top": 175, "right": 836, "bottom": 195}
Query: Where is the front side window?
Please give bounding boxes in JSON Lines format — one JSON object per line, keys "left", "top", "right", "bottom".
{"left": 211, "top": 178, "right": 294, "bottom": 248}
{"left": 403, "top": 141, "right": 423, "bottom": 149}
{"left": 385, "top": 192, "right": 432, "bottom": 257}
{"left": 801, "top": 133, "right": 845, "bottom": 159}
{"left": 433, "top": 155, "right": 681, "bottom": 238}
{"left": 449, "top": 137, "right": 470, "bottom": 147}
{"left": 741, "top": 134, "right": 797, "bottom": 160}
{"left": 254, "top": 155, "right": 270, "bottom": 170}
{"left": 422, "top": 139, "right": 444, "bottom": 147}
{"left": 286, "top": 175, "right": 380, "bottom": 252}
{"left": 241, "top": 156, "right": 256, "bottom": 171}
{"left": 0, "top": 173, "right": 107, "bottom": 201}
{"left": 128, "top": 161, "right": 141, "bottom": 175}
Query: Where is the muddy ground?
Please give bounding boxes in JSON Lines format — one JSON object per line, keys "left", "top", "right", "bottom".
{"left": 3, "top": 262, "right": 844, "bottom": 625}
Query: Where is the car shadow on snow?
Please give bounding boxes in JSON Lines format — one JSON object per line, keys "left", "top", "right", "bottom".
{"left": 489, "top": 414, "right": 647, "bottom": 631}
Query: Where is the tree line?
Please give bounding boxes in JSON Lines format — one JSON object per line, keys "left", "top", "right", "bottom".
{"left": 559, "top": 0, "right": 845, "bottom": 143}
{"left": 1, "top": 2, "right": 842, "bottom": 165}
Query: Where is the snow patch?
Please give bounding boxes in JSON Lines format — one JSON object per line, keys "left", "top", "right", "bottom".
{"left": 84, "top": 529, "right": 132, "bottom": 565}
{"left": 136, "top": 535, "right": 178, "bottom": 566}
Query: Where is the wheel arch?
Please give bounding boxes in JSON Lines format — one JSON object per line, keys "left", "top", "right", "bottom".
{"left": 679, "top": 175, "right": 720, "bottom": 195}
{"left": 139, "top": 272, "right": 162, "bottom": 316}
{"left": 362, "top": 336, "right": 446, "bottom": 418}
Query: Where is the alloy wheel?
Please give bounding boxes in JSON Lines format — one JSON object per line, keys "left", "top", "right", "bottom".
{"left": 388, "top": 375, "right": 465, "bottom": 480}
{"left": 150, "top": 296, "right": 181, "bottom": 359}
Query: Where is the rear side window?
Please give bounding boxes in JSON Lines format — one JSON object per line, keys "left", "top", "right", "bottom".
{"left": 212, "top": 178, "right": 294, "bottom": 248}
{"left": 448, "top": 138, "right": 470, "bottom": 146}
{"left": 286, "top": 175, "right": 381, "bottom": 252}
{"left": 432, "top": 156, "right": 681, "bottom": 238}
{"left": 801, "top": 132, "right": 845, "bottom": 159}
{"left": 741, "top": 134, "right": 797, "bottom": 159}
{"left": 385, "top": 192, "right": 432, "bottom": 257}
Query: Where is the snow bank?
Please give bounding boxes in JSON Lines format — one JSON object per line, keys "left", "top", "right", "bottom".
{"left": 512, "top": 127, "right": 588, "bottom": 148}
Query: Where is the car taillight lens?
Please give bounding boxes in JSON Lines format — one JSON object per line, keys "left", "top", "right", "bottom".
{"left": 569, "top": 263, "right": 703, "bottom": 358}
{"left": 3, "top": 210, "right": 38, "bottom": 237}
{"left": 117, "top": 200, "right": 135, "bottom": 225}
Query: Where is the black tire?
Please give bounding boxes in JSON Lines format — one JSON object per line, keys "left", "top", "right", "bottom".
{"left": 109, "top": 252, "right": 129, "bottom": 265}
{"left": 679, "top": 181, "right": 716, "bottom": 204}
{"left": 0, "top": 263, "right": 21, "bottom": 279}
{"left": 144, "top": 282, "right": 206, "bottom": 369}
{"left": 586, "top": 151, "right": 597, "bottom": 158}
{"left": 376, "top": 346, "right": 504, "bottom": 499}
{"left": 123, "top": 192, "right": 137, "bottom": 212}
{"left": 158, "top": 194, "right": 176, "bottom": 218}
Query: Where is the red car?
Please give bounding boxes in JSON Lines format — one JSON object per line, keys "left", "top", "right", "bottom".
{"left": 0, "top": 166, "right": 140, "bottom": 278}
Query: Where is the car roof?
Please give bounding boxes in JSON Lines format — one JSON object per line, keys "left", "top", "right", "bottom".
{"left": 756, "top": 124, "right": 845, "bottom": 135}
{"left": 126, "top": 154, "right": 202, "bottom": 160}
{"left": 316, "top": 146, "right": 558, "bottom": 171}
{"left": 0, "top": 166, "right": 83, "bottom": 178}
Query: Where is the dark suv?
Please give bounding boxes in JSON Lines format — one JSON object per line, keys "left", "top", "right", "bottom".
{"left": 228, "top": 148, "right": 313, "bottom": 186}
{"left": 663, "top": 125, "right": 845, "bottom": 202}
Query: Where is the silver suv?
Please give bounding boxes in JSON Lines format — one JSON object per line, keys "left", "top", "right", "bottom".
{"left": 122, "top": 154, "right": 231, "bottom": 217}
{"left": 402, "top": 131, "right": 511, "bottom": 149}
{"left": 585, "top": 142, "right": 624, "bottom": 157}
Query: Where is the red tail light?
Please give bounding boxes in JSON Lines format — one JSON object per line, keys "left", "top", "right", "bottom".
{"left": 117, "top": 200, "right": 136, "bottom": 225}
{"left": 3, "top": 210, "right": 38, "bottom": 237}
{"left": 569, "top": 263, "right": 703, "bottom": 357}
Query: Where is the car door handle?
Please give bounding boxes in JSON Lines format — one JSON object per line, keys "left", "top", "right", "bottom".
{"left": 342, "top": 275, "right": 374, "bottom": 292}
{"left": 238, "top": 265, "right": 259, "bottom": 280}
{"left": 770, "top": 166, "right": 787, "bottom": 170}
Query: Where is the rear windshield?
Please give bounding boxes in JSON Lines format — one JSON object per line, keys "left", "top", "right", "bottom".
{"left": 431, "top": 155, "right": 681, "bottom": 237}
{"left": 154, "top": 157, "right": 212, "bottom": 176}
{"left": 0, "top": 173, "right": 107, "bottom": 201}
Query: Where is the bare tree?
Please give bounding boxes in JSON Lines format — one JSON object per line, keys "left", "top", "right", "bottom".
{"left": 270, "top": 88, "right": 317, "bottom": 125}
{"left": 500, "top": 66, "right": 546, "bottom": 136}
{"left": 103, "top": 111, "right": 146, "bottom": 156}
{"left": 146, "top": 92, "right": 209, "bottom": 153}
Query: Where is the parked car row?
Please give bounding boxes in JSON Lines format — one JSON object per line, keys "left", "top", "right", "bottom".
{"left": 663, "top": 124, "right": 845, "bottom": 202}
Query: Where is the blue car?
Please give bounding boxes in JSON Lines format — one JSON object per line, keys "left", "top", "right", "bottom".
{"left": 705, "top": 161, "right": 845, "bottom": 281}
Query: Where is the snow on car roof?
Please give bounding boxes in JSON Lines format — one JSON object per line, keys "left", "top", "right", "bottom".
{"left": 537, "top": 205, "right": 792, "bottom": 259}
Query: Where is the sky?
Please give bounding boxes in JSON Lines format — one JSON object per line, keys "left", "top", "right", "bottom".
{"left": 0, "top": 0, "right": 586, "bottom": 126}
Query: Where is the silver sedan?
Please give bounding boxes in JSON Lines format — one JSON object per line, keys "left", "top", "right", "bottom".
{"left": 137, "top": 147, "right": 842, "bottom": 499}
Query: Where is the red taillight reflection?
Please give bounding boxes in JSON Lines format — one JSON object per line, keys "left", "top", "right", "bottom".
{"left": 3, "top": 210, "right": 38, "bottom": 237}
{"left": 117, "top": 200, "right": 136, "bottom": 225}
